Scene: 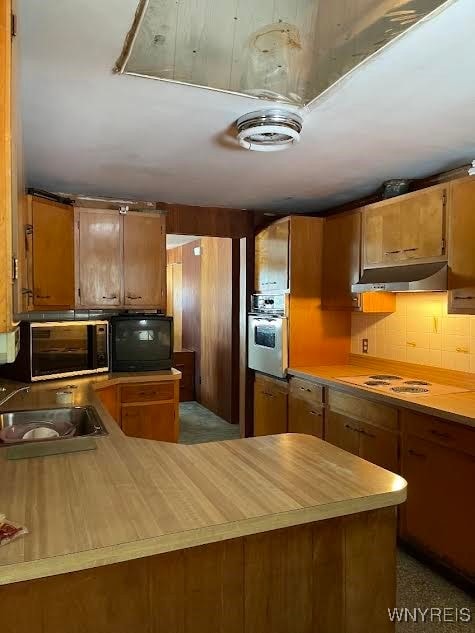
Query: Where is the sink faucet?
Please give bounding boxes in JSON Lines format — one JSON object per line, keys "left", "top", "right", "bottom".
{"left": 0, "top": 384, "right": 30, "bottom": 407}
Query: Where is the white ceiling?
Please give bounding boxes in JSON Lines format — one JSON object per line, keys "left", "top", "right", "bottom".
{"left": 166, "top": 234, "right": 200, "bottom": 250}
{"left": 19, "top": 0, "right": 475, "bottom": 212}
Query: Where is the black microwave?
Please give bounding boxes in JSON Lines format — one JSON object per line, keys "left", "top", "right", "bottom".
{"left": 0, "top": 321, "right": 109, "bottom": 382}
{"left": 110, "top": 315, "right": 173, "bottom": 372}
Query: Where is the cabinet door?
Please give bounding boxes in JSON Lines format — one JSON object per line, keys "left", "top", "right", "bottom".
{"left": 121, "top": 402, "right": 178, "bottom": 442}
{"left": 288, "top": 395, "right": 324, "bottom": 438}
{"left": 364, "top": 203, "right": 401, "bottom": 267}
{"left": 324, "top": 410, "right": 360, "bottom": 456}
{"left": 358, "top": 420, "right": 399, "bottom": 473}
{"left": 322, "top": 212, "right": 361, "bottom": 310}
{"left": 123, "top": 212, "right": 166, "bottom": 309}
{"left": 401, "top": 436, "right": 475, "bottom": 578}
{"left": 448, "top": 178, "right": 475, "bottom": 314}
{"left": 31, "top": 197, "right": 75, "bottom": 308}
{"left": 254, "top": 379, "right": 288, "bottom": 436}
{"left": 77, "top": 209, "right": 122, "bottom": 307}
{"left": 399, "top": 188, "right": 446, "bottom": 262}
{"left": 255, "top": 220, "right": 289, "bottom": 292}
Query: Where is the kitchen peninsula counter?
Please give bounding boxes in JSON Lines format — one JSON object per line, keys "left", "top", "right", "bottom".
{"left": 0, "top": 372, "right": 406, "bottom": 632}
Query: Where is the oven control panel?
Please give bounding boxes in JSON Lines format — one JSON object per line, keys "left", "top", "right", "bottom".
{"left": 251, "top": 294, "right": 286, "bottom": 315}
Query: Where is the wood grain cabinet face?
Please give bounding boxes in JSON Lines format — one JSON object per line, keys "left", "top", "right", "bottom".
{"left": 123, "top": 213, "right": 166, "bottom": 310}
{"left": 448, "top": 178, "right": 475, "bottom": 314}
{"left": 325, "top": 389, "right": 400, "bottom": 472}
{"left": 255, "top": 220, "right": 289, "bottom": 292}
{"left": 254, "top": 374, "right": 288, "bottom": 436}
{"left": 76, "top": 209, "right": 166, "bottom": 309}
{"left": 30, "top": 197, "right": 75, "bottom": 309}
{"left": 288, "top": 377, "right": 324, "bottom": 438}
{"left": 401, "top": 434, "right": 475, "bottom": 578}
{"left": 76, "top": 209, "right": 122, "bottom": 307}
{"left": 119, "top": 380, "right": 179, "bottom": 443}
{"left": 121, "top": 402, "right": 177, "bottom": 443}
{"left": 363, "top": 187, "right": 446, "bottom": 268}
{"left": 322, "top": 211, "right": 361, "bottom": 310}
{"left": 322, "top": 211, "right": 395, "bottom": 313}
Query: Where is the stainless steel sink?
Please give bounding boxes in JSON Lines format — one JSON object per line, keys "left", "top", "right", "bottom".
{"left": 0, "top": 407, "right": 108, "bottom": 445}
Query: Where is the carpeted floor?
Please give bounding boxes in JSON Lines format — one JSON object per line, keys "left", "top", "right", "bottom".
{"left": 178, "top": 401, "right": 241, "bottom": 445}
{"left": 396, "top": 550, "right": 474, "bottom": 631}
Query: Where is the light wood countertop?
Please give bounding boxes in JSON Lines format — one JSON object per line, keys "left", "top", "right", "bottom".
{"left": 288, "top": 365, "right": 475, "bottom": 428}
{"left": 0, "top": 371, "right": 406, "bottom": 586}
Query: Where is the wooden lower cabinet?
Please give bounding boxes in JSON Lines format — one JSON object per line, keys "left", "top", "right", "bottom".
{"left": 2, "top": 508, "right": 397, "bottom": 633}
{"left": 358, "top": 420, "right": 399, "bottom": 474}
{"left": 121, "top": 402, "right": 178, "bottom": 443}
{"left": 288, "top": 397, "right": 324, "bottom": 437}
{"left": 119, "top": 380, "right": 179, "bottom": 442}
{"left": 325, "top": 410, "right": 361, "bottom": 456}
{"left": 400, "top": 411, "right": 475, "bottom": 582}
{"left": 325, "top": 390, "right": 400, "bottom": 472}
{"left": 254, "top": 374, "right": 288, "bottom": 436}
{"left": 288, "top": 377, "right": 324, "bottom": 438}
{"left": 172, "top": 350, "right": 195, "bottom": 401}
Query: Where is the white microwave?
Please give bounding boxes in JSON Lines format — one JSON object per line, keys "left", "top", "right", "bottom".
{"left": 0, "top": 327, "right": 20, "bottom": 364}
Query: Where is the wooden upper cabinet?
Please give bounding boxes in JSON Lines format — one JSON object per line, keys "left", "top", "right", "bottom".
{"left": 448, "top": 178, "right": 475, "bottom": 314}
{"left": 363, "top": 186, "right": 447, "bottom": 268}
{"left": 123, "top": 213, "right": 166, "bottom": 310}
{"left": 364, "top": 203, "right": 401, "bottom": 267}
{"left": 76, "top": 208, "right": 122, "bottom": 307}
{"left": 322, "top": 211, "right": 361, "bottom": 310}
{"left": 255, "top": 219, "right": 289, "bottom": 292}
{"left": 31, "top": 197, "right": 75, "bottom": 309}
{"left": 322, "top": 211, "right": 395, "bottom": 313}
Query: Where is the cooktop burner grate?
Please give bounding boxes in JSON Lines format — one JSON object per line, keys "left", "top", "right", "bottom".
{"left": 369, "top": 375, "right": 402, "bottom": 381}
{"left": 364, "top": 380, "right": 391, "bottom": 386}
{"left": 403, "top": 380, "right": 431, "bottom": 386}
{"left": 391, "top": 386, "right": 429, "bottom": 394}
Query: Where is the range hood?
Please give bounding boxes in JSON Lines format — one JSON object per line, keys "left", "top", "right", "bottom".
{"left": 352, "top": 262, "right": 448, "bottom": 293}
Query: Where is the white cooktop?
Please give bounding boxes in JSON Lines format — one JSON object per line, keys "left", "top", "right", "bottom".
{"left": 338, "top": 374, "right": 469, "bottom": 398}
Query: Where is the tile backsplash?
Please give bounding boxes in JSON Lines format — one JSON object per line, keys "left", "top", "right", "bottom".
{"left": 351, "top": 293, "right": 475, "bottom": 373}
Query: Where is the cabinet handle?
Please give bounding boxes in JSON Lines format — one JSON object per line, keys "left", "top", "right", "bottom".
{"left": 384, "top": 250, "right": 401, "bottom": 255}
{"left": 36, "top": 294, "right": 51, "bottom": 299}
{"left": 352, "top": 296, "right": 359, "bottom": 302}
{"left": 402, "top": 247, "right": 418, "bottom": 253}
{"left": 429, "top": 429, "right": 452, "bottom": 441}
{"left": 310, "top": 411, "right": 322, "bottom": 417}
{"left": 262, "top": 391, "right": 275, "bottom": 398}
{"left": 344, "top": 424, "right": 358, "bottom": 432}
{"left": 408, "top": 449, "right": 426, "bottom": 460}
{"left": 102, "top": 295, "right": 118, "bottom": 300}
{"left": 454, "top": 295, "right": 474, "bottom": 301}
{"left": 299, "top": 387, "right": 312, "bottom": 393}
{"left": 360, "top": 429, "right": 376, "bottom": 438}
{"left": 127, "top": 294, "right": 143, "bottom": 300}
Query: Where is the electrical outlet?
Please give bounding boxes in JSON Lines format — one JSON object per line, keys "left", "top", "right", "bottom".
{"left": 362, "top": 338, "right": 369, "bottom": 354}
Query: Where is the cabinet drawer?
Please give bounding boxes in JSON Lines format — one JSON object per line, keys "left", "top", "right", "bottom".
{"left": 121, "top": 382, "right": 175, "bottom": 403}
{"left": 255, "top": 373, "right": 289, "bottom": 395}
{"left": 289, "top": 377, "right": 324, "bottom": 404}
{"left": 402, "top": 410, "right": 475, "bottom": 457}
{"left": 328, "top": 389, "right": 398, "bottom": 431}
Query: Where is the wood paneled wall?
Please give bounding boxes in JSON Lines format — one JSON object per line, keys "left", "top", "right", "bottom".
{"left": 0, "top": 0, "right": 13, "bottom": 332}
{"left": 181, "top": 240, "right": 202, "bottom": 398}
{"left": 161, "top": 202, "right": 254, "bottom": 240}
{"left": 168, "top": 238, "right": 237, "bottom": 423}
{"left": 200, "top": 237, "right": 234, "bottom": 423}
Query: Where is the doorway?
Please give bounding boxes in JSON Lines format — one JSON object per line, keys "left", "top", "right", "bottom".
{"left": 166, "top": 235, "right": 241, "bottom": 444}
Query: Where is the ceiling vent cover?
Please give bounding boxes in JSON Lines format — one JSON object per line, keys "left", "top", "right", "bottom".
{"left": 236, "top": 109, "right": 303, "bottom": 152}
